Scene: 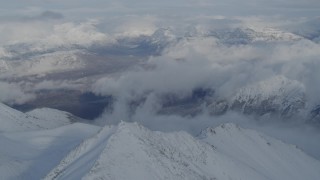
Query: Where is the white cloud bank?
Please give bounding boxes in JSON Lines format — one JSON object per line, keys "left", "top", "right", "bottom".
{"left": 90, "top": 35, "right": 320, "bottom": 159}
{"left": 0, "top": 20, "right": 115, "bottom": 51}
{"left": 93, "top": 37, "right": 320, "bottom": 105}
{"left": 0, "top": 82, "right": 35, "bottom": 105}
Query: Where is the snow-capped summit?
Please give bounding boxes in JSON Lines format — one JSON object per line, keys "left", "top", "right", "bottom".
{"left": 229, "top": 76, "right": 306, "bottom": 117}
{"left": 1, "top": 102, "right": 319, "bottom": 180}
{"left": 246, "top": 26, "right": 303, "bottom": 42}
{"left": 189, "top": 26, "right": 302, "bottom": 45}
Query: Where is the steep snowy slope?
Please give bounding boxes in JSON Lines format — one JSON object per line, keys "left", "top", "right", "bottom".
{"left": 0, "top": 123, "right": 100, "bottom": 180}
{"left": 200, "top": 123, "right": 320, "bottom": 180}
{"left": 0, "top": 103, "right": 39, "bottom": 132}
{"left": 45, "top": 122, "right": 320, "bottom": 180}
{"left": 44, "top": 125, "right": 117, "bottom": 180}
{"left": 0, "top": 103, "right": 101, "bottom": 180}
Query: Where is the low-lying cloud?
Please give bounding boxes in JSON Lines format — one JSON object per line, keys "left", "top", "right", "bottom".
{"left": 93, "top": 36, "right": 320, "bottom": 112}
{"left": 0, "top": 81, "right": 35, "bottom": 105}
{"left": 90, "top": 28, "right": 320, "bottom": 159}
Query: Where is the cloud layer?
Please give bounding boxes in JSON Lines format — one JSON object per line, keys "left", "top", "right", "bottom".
{"left": 0, "top": 82, "right": 35, "bottom": 105}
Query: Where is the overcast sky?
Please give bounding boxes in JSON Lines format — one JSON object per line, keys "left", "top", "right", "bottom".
{"left": 1, "top": 0, "right": 319, "bottom": 19}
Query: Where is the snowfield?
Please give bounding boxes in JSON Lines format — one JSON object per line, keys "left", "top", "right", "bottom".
{"left": 0, "top": 103, "right": 320, "bottom": 180}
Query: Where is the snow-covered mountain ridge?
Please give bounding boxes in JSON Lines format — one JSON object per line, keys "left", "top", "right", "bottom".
{"left": 46, "top": 122, "right": 320, "bottom": 180}
{"left": 227, "top": 76, "right": 306, "bottom": 117}
{"left": 0, "top": 26, "right": 308, "bottom": 80}
{"left": 0, "top": 102, "right": 319, "bottom": 179}
{"left": 185, "top": 26, "right": 303, "bottom": 45}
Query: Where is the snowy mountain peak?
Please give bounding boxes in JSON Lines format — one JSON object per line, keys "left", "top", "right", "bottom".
{"left": 1, "top": 103, "right": 319, "bottom": 180}
{"left": 248, "top": 26, "right": 303, "bottom": 42}
{"left": 0, "top": 103, "right": 74, "bottom": 132}
{"left": 44, "top": 121, "right": 320, "bottom": 180}
{"left": 232, "top": 76, "right": 305, "bottom": 102}
{"left": 229, "top": 76, "right": 306, "bottom": 117}
{"left": 201, "top": 26, "right": 303, "bottom": 44}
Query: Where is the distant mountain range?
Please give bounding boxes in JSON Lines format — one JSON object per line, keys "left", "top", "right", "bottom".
{"left": 0, "top": 25, "right": 312, "bottom": 77}
{"left": 1, "top": 25, "right": 319, "bottom": 123}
